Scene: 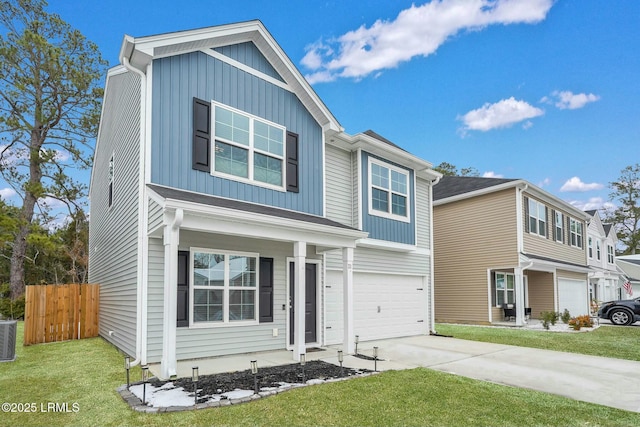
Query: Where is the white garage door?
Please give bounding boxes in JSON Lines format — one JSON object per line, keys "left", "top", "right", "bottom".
{"left": 325, "top": 271, "right": 427, "bottom": 344}
{"left": 557, "top": 278, "right": 589, "bottom": 317}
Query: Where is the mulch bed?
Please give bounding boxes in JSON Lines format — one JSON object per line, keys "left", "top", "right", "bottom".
{"left": 149, "top": 360, "right": 369, "bottom": 398}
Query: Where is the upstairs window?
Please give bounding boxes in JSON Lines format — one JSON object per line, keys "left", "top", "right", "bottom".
{"left": 368, "top": 157, "right": 410, "bottom": 222}
{"left": 570, "top": 218, "right": 583, "bottom": 248}
{"left": 607, "top": 245, "right": 614, "bottom": 264}
{"left": 108, "top": 154, "right": 114, "bottom": 208}
{"left": 588, "top": 237, "right": 593, "bottom": 258}
{"left": 213, "top": 103, "right": 285, "bottom": 189}
{"left": 596, "top": 240, "right": 601, "bottom": 260}
{"left": 554, "top": 211, "right": 564, "bottom": 242}
{"left": 528, "top": 199, "right": 546, "bottom": 237}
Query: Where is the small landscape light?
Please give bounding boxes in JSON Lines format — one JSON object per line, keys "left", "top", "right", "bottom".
{"left": 251, "top": 360, "right": 258, "bottom": 394}
{"left": 337, "top": 350, "right": 344, "bottom": 377}
{"left": 124, "top": 356, "right": 131, "bottom": 389}
{"left": 192, "top": 366, "right": 199, "bottom": 405}
{"left": 373, "top": 347, "right": 379, "bottom": 372}
{"left": 141, "top": 365, "right": 149, "bottom": 405}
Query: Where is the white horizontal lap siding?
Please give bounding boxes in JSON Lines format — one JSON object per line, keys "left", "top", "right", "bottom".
{"left": 88, "top": 70, "right": 141, "bottom": 356}
{"left": 416, "top": 178, "right": 431, "bottom": 249}
{"left": 146, "top": 230, "right": 321, "bottom": 362}
{"left": 148, "top": 198, "right": 163, "bottom": 232}
{"left": 325, "top": 144, "right": 354, "bottom": 226}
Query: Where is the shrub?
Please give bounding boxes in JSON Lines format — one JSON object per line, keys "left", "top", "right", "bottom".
{"left": 0, "top": 283, "right": 25, "bottom": 320}
{"left": 540, "top": 311, "right": 560, "bottom": 330}
{"left": 568, "top": 315, "right": 593, "bottom": 331}
{"left": 561, "top": 309, "right": 571, "bottom": 324}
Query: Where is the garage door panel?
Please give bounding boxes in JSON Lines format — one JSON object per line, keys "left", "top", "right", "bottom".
{"left": 558, "top": 278, "right": 589, "bottom": 317}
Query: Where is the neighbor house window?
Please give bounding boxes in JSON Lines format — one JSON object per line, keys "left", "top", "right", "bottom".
{"left": 588, "top": 237, "right": 593, "bottom": 258}
{"left": 554, "top": 211, "right": 564, "bottom": 242}
{"left": 528, "top": 199, "right": 546, "bottom": 237}
{"left": 570, "top": 218, "right": 583, "bottom": 248}
{"left": 368, "top": 157, "right": 410, "bottom": 221}
{"left": 596, "top": 240, "right": 601, "bottom": 261}
{"left": 495, "top": 272, "right": 515, "bottom": 306}
{"left": 191, "top": 249, "right": 258, "bottom": 325}
{"left": 607, "top": 245, "right": 614, "bottom": 264}
{"left": 213, "top": 103, "right": 285, "bottom": 188}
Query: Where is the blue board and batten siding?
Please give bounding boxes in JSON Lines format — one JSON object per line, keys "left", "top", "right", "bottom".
{"left": 361, "top": 151, "right": 416, "bottom": 245}
{"left": 150, "top": 46, "right": 323, "bottom": 215}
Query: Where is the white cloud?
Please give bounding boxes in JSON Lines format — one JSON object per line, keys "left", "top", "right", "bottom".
{"left": 482, "top": 171, "right": 503, "bottom": 178}
{"left": 560, "top": 176, "right": 604, "bottom": 192}
{"left": 459, "top": 97, "right": 544, "bottom": 132}
{"left": 538, "top": 178, "right": 551, "bottom": 188}
{"left": 0, "top": 188, "right": 17, "bottom": 200}
{"left": 302, "top": 0, "right": 554, "bottom": 83}
{"left": 543, "top": 91, "right": 600, "bottom": 110}
{"left": 568, "top": 197, "right": 615, "bottom": 211}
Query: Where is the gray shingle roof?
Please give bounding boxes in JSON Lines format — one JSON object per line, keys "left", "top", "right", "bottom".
{"left": 148, "top": 184, "right": 358, "bottom": 231}
{"left": 433, "top": 176, "right": 518, "bottom": 201}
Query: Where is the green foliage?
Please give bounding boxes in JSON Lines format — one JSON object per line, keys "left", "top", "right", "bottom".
{"left": 0, "top": 283, "right": 24, "bottom": 319}
{"left": 540, "top": 311, "right": 559, "bottom": 330}
{"left": 568, "top": 315, "right": 593, "bottom": 331}
{"left": 605, "top": 163, "right": 640, "bottom": 254}
{"left": 560, "top": 308, "right": 571, "bottom": 324}
{"left": 0, "top": 0, "right": 106, "bottom": 297}
{"left": 434, "top": 161, "right": 480, "bottom": 177}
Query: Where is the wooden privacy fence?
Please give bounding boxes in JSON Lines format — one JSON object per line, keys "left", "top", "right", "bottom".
{"left": 24, "top": 284, "right": 99, "bottom": 346}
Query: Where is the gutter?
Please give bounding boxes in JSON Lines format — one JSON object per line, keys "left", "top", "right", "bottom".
{"left": 429, "top": 174, "right": 441, "bottom": 334}
{"left": 121, "top": 53, "right": 148, "bottom": 368}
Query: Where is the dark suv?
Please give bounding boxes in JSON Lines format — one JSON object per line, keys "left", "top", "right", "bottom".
{"left": 598, "top": 297, "right": 640, "bottom": 325}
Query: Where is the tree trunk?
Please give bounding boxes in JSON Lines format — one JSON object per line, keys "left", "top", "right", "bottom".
{"left": 9, "top": 193, "right": 37, "bottom": 299}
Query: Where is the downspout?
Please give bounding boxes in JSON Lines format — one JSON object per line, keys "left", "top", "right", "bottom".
{"left": 515, "top": 183, "right": 530, "bottom": 325}
{"left": 429, "top": 174, "right": 441, "bottom": 334}
{"left": 122, "top": 55, "right": 148, "bottom": 367}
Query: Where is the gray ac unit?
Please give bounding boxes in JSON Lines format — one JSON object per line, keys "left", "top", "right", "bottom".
{"left": 0, "top": 320, "right": 17, "bottom": 362}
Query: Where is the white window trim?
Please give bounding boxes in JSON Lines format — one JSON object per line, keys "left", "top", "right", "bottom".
{"left": 588, "top": 236, "right": 593, "bottom": 258}
{"left": 528, "top": 199, "right": 547, "bottom": 238}
{"left": 189, "top": 247, "right": 260, "bottom": 329}
{"left": 596, "top": 240, "right": 601, "bottom": 260}
{"left": 495, "top": 271, "right": 515, "bottom": 307}
{"left": 367, "top": 157, "right": 411, "bottom": 223}
{"left": 607, "top": 244, "right": 615, "bottom": 264}
{"left": 211, "top": 101, "right": 287, "bottom": 192}
{"left": 569, "top": 218, "right": 584, "bottom": 248}
{"left": 554, "top": 211, "right": 564, "bottom": 243}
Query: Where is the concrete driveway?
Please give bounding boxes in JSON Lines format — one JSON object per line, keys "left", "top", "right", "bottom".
{"left": 340, "top": 335, "right": 640, "bottom": 413}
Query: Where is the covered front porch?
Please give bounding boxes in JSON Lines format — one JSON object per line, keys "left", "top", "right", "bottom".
{"left": 147, "top": 185, "right": 368, "bottom": 379}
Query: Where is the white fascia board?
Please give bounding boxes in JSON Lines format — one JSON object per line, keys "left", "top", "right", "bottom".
{"left": 161, "top": 197, "right": 367, "bottom": 248}
{"left": 357, "top": 238, "right": 429, "bottom": 254}
{"left": 434, "top": 180, "right": 523, "bottom": 206}
{"left": 520, "top": 254, "right": 590, "bottom": 274}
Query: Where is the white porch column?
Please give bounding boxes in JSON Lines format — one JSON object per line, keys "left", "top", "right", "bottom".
{"left": 515, "top": 267, "right": 526, "bottom": 326}
{"left": 293, "top": 241, "right": 307, "bottom": 361}
{"left": 342, "top": 247, "right": 354, "bottom": 354}
{"left": 161, "top": 208, "right": 183, "bottom": 379}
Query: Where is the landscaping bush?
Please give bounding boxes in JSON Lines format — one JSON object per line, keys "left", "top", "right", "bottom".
{"left": 561, "top": 309, "right": 571, "bottom": 324}
{"left": 540, "top": 311, "right": 560, "bottom": 330}
{"left": 0, "top": 283, "right": 25, "bottom": 320}
{"left": 568, "top": 315, "right": 593, "bottom": 331}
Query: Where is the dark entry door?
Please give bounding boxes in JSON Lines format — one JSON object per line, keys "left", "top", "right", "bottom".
{"left": 289, "top": 262, "right": 317, "bottom": 345}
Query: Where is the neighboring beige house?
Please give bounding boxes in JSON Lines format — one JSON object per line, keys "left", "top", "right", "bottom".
{"left": 585, "top": 210, "right": 624, "bottom": 304}
{"left": 433, "top": 176, "right": 591, "bottom": 326}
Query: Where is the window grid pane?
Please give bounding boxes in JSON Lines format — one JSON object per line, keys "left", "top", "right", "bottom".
{"left": 372, "top": 188, "right": 389, "bottom": 212}
{"left": 391, "top": 194, "right": 407, "bottom": 216}
{"left": 391, "top": 170, "right": 407, "bottom": 194}
{"left": 254, "top": 153, "right": 282, "bottom": 186}
{"left": 215, "top": 141, "right": 248, "bottom": 178}
{"left": 253, "top": 121, "right": 283, "bottom": 156}
{"left": 215, "top": 106, "right": 249, "bottom": 146}
{"left": 371, "top": 163, "right": 389, "bottom": 189}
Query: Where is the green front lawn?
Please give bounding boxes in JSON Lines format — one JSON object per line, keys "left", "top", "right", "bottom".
{"left": 436, "top": 323, "right": 640, "bottom": 361}
{"left": 1, "top": 322, "right": 639, "bottom": 427}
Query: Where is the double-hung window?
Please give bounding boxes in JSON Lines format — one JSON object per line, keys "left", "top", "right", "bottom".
{"left": 588, "top": 237, "right": 593, "bottom": 258}
{"left": 495, "top": 272, "right": 515, "bottom": 306}
{"left": 528, "top": 199, "right": 546, "bottom": 237}
{"left": 191, "top": 249, "right": 258, "bottom": 325}
{"left": 607, "top": 245, "right": 614, "bottom": 264}
{"left": 368, "top": 158, "right": 410, "bottom": 222}
{"left": 596, "top": 240, "right": 601, "bottom": 260}
{"left": 108, "top": 154, "right": 114, "bottom": 208}
{"left": 570, "top": 218, "right": 583, "bottom": 248}
{"left": 213, "top": 103, "right": 285, "bottom": 189}
{"left": 554, "top": 211, "right": 564, "bottom": 242}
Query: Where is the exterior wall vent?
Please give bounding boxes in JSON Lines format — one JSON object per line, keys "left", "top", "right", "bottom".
{"left": 0, "top": 320, "right": 17, "bottom": 362}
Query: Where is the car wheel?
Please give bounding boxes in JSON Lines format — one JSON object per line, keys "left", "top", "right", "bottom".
{"left": 609, "top": 308, "right": 633, "bottom": 326}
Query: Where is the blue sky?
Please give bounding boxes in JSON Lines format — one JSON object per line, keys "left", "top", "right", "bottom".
{"left": 2, "top": 0, "right": 638, "bottom": 217}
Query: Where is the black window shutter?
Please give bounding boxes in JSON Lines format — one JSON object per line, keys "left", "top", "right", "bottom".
{"left": 545, "top": 206, "right": 549, "bottom": 239}
{"left": 177, "top": 251, "right": 189, "bottom": 327}
{"left": 566, "top": 216, "right": 571, "bottom": 245}
{"left": 108, "top": 182, "right": 113, "bottom": 207}
{"left": 286, "top": 132, "right": 299, "bottom": 193}
{"left": 192, "top": 98, "right": 211, "bottom": 172}
{"left": 523, "top": 196, "right": 529, "bottom": 233}
{"left": 259, "top": 257, "right": 274, "bottom": 323}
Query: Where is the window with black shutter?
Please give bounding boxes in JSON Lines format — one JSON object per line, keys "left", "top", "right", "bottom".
{"left": 177, "top": 251, "right": 189, "bottom": 327}
{"left": 286, "top": 132, "right": 299, "bottom": 193}
{"left": 192, "top": 98, "right": 211, "bottom": 172}
{"left": 259, "top": 257, "right": 274, "bottom": 323}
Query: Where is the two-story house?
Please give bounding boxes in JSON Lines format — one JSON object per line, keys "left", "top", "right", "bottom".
{"left": 432, "top": 176, "right": 591, "bottom": 326}
{"left": 88, "top": 21, "right": 441, "bottom": 379}
{"left": 585, "top": 210, "right": 623, "bottom": 304}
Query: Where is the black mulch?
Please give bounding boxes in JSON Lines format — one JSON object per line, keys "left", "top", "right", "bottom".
{"left": 149, "top": 360, "right": 370, "bottom": 399}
